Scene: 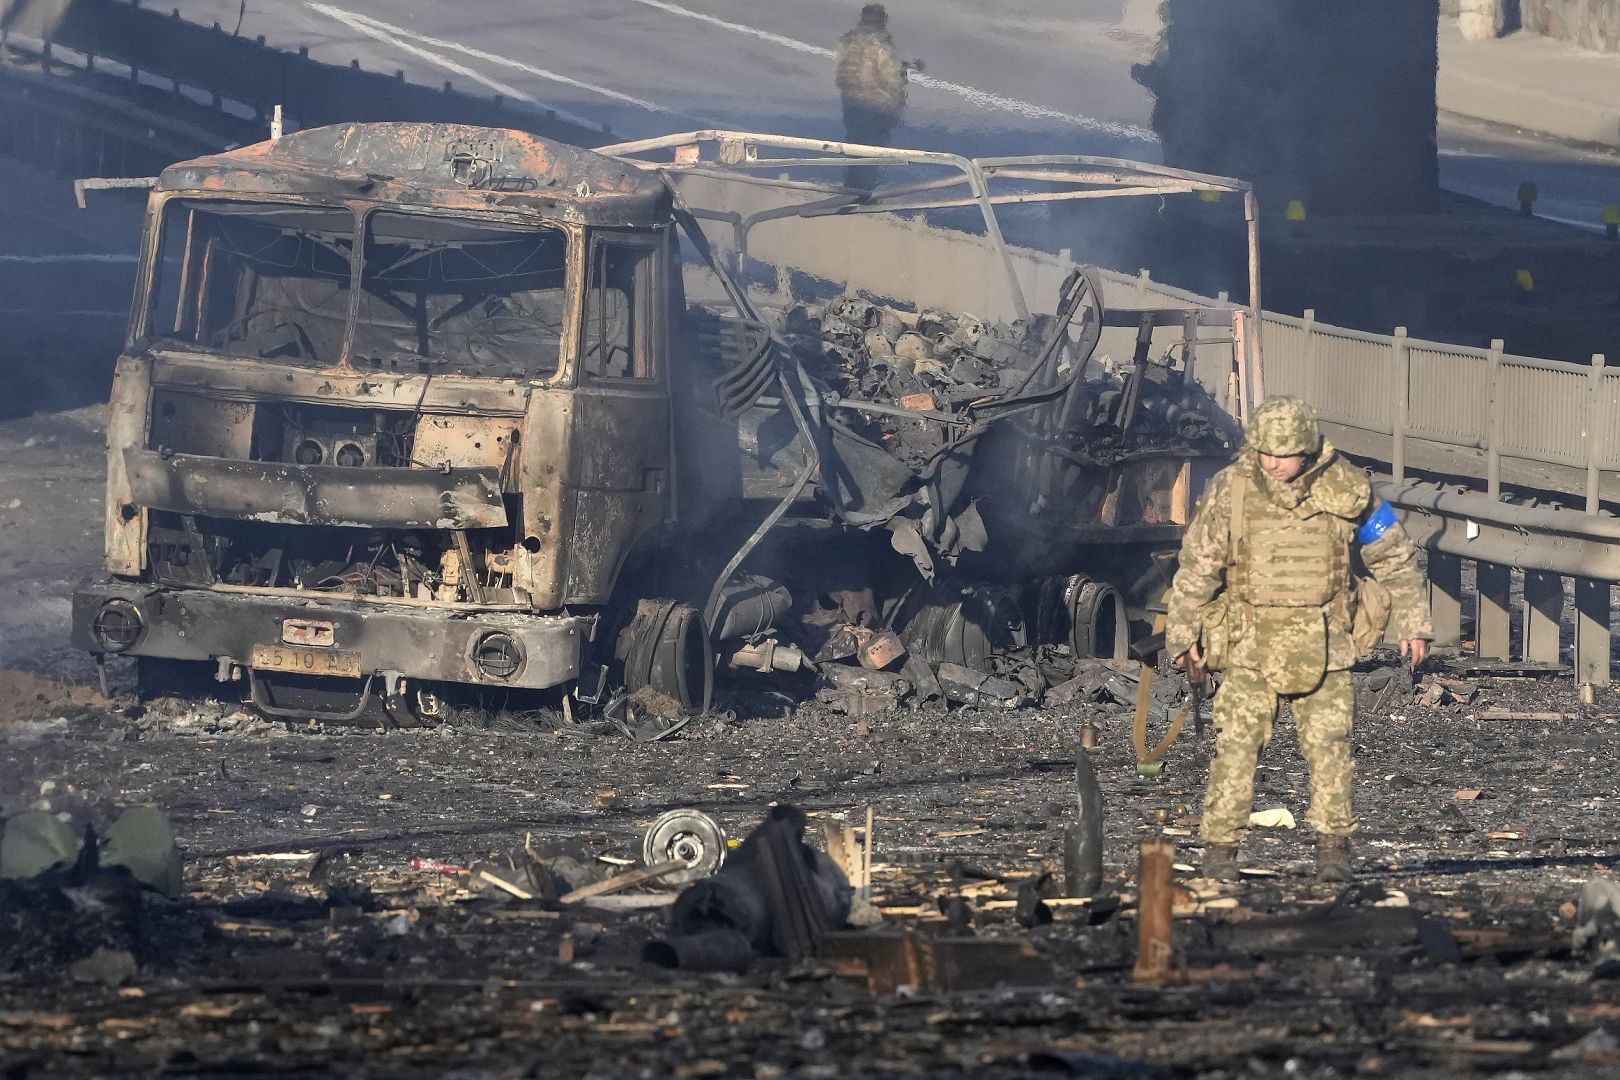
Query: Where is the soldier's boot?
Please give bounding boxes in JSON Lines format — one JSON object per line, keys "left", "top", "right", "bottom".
{"left": 1315, "top": 835, "right": 1353, "bottom": 883}
{"left": 1202, "top": 843, "right": 1240, "bottom": 882}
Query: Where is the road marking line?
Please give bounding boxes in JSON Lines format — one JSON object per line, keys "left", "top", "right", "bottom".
{"left": 310, "top": 4, "right": 693, "bottom": 117}
{"left": 309, "top": 3, "right": 703, "bottom": 128}
{"left": 306, "top": 4, "right": 605, "bottom": 130}
{"left": 627, "top": 0, "right": 1156, "bottom": 141}
{"left": 0, "top": 254, "right": 137, "bottom": 263}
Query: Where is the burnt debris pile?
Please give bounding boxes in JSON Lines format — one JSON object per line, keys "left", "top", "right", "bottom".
{"left": 687, "top": 271, "right": 1238, "bottom": 721}
{"left": 776, "top": 286, "right": 1233, "bottom": 476}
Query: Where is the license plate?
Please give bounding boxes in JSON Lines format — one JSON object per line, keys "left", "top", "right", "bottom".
{"left": 250, "top": 643, "right": 363, "bottom": 678}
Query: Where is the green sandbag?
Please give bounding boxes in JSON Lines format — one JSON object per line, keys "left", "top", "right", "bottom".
{"left": 0, "top": 810, "right": 82, "bottom": 879}
{"left": 100, "top": 806, "right": 183, "bottom": 897}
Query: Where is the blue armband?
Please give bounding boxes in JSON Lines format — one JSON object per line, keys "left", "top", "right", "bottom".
{"left": 1355, "top": 499, "right": 1398, "bottom": 546}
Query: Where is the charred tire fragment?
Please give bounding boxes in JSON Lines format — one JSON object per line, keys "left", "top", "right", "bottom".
{"left": 1066, "top": 577, "right": 1129, "bottom": 661}
{"left": 615, "top": 599, "right": 714, "bottom": 715}
{"left": 1027, "top": 575, "right": 1130, "bottom": 661}
{"left": 894, "top": 583, "right": 1026, "bottom": 673}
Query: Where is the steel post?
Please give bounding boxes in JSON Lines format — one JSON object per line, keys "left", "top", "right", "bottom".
{"left": 1521, "top": 571, "right": 1564, "bottom": 665}
{"left": 1587, "top": 353, "right": 1606, "bottom": 515}
{"left": 1575, "top": 578, "right": 1612, "bottom": 686}
{"left": 1427, "top": 551, "right": 1463, "bottom": 649}
{"left": 1486, "top": 339, "right": 1504, "bottom": 498}
{"left": 1392, "top": 326, "right": 1410, "bottom": 484}
{"left": 1476, "top": 562, "right": 1513, "bottom": 661}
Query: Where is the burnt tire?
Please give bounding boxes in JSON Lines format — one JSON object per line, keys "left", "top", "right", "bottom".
{"left": 893, "top": 582, "right": 1026, "bottom": 672}
{"left": 1066, "top": 577, "right": 1129, "bottom": 660}
{"left": 615, "top": 599, "right": 714, "bottom": 714}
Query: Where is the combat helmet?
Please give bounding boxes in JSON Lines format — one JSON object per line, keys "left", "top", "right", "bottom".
{"left": 1246, "top": 396, "right": 1321, "bottom": 456}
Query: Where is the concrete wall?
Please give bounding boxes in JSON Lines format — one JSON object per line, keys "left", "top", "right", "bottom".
{"left": 1136, "top": 0, "right": 1440, "bottom": 216}
{"left": 1521, "top": 0, "right": 1620, "bottom": 52}
{"left": 1445, "top": 0, "right": 1620, "bottom": 51}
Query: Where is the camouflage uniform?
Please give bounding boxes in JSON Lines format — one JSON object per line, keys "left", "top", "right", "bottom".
{"left": 835, "top": 5, "right": 909, "bottom": 189}
{"left": 1166, "top": 397, "right": 1431, "bottom": 849}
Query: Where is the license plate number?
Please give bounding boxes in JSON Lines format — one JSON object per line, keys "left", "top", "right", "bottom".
{"left": 250, "top": 643, "right": 362, "bottom": 678}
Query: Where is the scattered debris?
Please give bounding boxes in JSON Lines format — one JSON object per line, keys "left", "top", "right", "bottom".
{"left": 67, "top": 947, "right": 137, "bottom": 987}
{"left": 647, "top": 806, "right": 851, "bottom": 970}
{"left": 1247, "top": 808, "right": 1297, "bottom": 829}
{"left": 641, "top": 809, "right": 728, "bottom": 886}
{"left": 1475, "top": 710, "right": 1573, "bottom": 722}
{"left": 815, "top": 666, "right": 913, "bottom": 716}
{"left": 1, "top": 806, "right": 181, "bottom": 897}
{"left": 1574, "top": 878, "right": 1620, "bottom": 957}
{"left": 1133, "top": 839, "right": 1176, "bottom": 984}
{"left": 1064, "top": 753, "right": 1105, "bottom": 899}
{"left": 935, "top": 662, "right": 1026, "bottom": 709}
{"left": 560, "top": 860, "right": 686, "bottom": 905}
{"left": 820, "top": 932, "right": 1055, "bottom": 993}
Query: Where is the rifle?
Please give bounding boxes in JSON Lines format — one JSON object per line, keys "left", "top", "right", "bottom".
{"left": 1130, "top": 631, "right": 1209, "bottom": 737}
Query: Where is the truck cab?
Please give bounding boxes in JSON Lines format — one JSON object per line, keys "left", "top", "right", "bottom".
{"left": 72, "top": 123, "right": 685, "bottom": 719}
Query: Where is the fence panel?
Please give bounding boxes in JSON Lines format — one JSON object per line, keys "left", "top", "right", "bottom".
{"left": 1405, "top": 344, "right": 1490, "bottom": 448}
{"left": 1309, "top": 326, "right": 1393, "bottom": 434}
{"left": 1257, "top": 315, "right": 1311, "bottom": 401}
{"left": 1600, "top": 372, "right": 1620, "bottom": 471}
{"left": 1497, "top": 357, "right": 1591, "bottom": 469}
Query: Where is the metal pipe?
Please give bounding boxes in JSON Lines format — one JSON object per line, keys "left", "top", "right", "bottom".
{"left": 1393, "top": 326, "right": 1409, "bottom": 484}
{"left": 1588, "top": 353, "right": 1606, "bottom": 514}
{"left": 815, "top": 185, "right": 1198, "bottom": 216}
{"left": 1377, "top": 480, "right": 1620, "bottom": 540}
{"left": 1244, "top": 189, "right": 1263, "bottom": 409}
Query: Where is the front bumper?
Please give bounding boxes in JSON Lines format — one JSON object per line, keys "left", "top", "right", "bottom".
{"left": 72, "top": 580, "right": 588, "bottom": 691}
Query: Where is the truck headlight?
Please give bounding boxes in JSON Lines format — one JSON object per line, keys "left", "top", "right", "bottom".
{"left": 92, "top": 600, "right": 144, "bottom": 652}
{"left": 472, "top": 632, "right": 523, "bottom": 680}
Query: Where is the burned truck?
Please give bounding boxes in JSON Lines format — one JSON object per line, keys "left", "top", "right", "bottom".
{"left": 71, "top": 124, "right": 1252, "bottom": 726}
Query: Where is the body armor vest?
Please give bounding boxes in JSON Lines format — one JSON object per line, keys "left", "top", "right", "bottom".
{"left": 1230, "top": 470, "right": 1352, "bottom": 610}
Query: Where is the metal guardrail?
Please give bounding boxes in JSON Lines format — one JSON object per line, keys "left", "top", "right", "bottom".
{"left": 1378, "top": 481, "right": 1614, "bottom": 682}
{"left": 0, "top": 0, "right": 613, "bottom": 150}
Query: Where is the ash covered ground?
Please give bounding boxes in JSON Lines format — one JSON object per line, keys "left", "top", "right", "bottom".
{"left": 4, "top": 410, "right": 1620, "bottom": 1078}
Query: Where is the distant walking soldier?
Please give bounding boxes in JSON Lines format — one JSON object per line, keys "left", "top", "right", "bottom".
{"left": 834, "top": 3, "right": 919, "bottom": 190}
{"left": 1165, "top": 397, "right": 1432, "bottom": 882}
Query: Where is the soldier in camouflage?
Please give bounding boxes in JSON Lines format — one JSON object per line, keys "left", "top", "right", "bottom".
{"left": 1166, "top": 396, "right": 1432, "bottom": 882}
{"left": 834, "top": 4, "right": 918, "bottom": 190}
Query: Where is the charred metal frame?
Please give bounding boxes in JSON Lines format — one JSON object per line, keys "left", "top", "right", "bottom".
{"left": 122, "top": 449, "right": 508, "bottom": 531}
{"left": 71, "top": 580, "right": 585, "bottom": 691}
{"left": 597, "top": 131, "right": 1260, "bottom": 420}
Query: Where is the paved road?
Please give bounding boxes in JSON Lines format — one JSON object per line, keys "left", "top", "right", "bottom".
{"left": 168, "top": 0, "right": 1156, "bottom": 158}
{"left": 1439, "top": 118, "right": 1620, "bottom": 235}
{"left": 121, "top": 2, "right": 1620, "bottom": 227}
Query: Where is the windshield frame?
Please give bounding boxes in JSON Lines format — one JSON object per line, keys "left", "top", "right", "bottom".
{"left": 132, "top": 193, "right": 585, "bottom": 387}
{"left": 351, "top": 204, "right": 579, "bottom": 385}
{"left": 132, "top": 192, "right": 363, "bottom": 366}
